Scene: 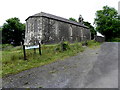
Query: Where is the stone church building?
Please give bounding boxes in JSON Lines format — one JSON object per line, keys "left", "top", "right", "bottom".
{"left": 24, "top": 12, "right": 91, "bottom": 45}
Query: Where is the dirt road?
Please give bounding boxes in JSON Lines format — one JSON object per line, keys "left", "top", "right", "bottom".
{"left": 2, "top": 42, "right": 119, "bottom": 88}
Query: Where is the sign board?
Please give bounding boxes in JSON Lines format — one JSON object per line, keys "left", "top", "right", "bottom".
{"left": 25, "top": 45, "right": 39, "bottom": 49}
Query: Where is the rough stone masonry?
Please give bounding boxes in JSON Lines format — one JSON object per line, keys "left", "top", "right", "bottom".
{"left": 24, "top": 12, "right": 91, "bottom": 45}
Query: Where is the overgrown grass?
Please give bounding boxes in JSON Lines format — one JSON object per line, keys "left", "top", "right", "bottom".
{"left": 87, "top": 40, "right": 101, "bottom": 48}
{"left": 2, "top": 40, "right": 100, "bottom": 77}
{"left": 1, "top": 44, "right": 14, "bottom": 51}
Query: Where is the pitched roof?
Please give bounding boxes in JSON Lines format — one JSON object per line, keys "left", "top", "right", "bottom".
{"left": 26, "top": 12, "right": 89, "bottom": 28}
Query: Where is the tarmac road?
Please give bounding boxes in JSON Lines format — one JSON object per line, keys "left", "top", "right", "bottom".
{"left": 2, "top": 42, "right": 119, "bottom": 88}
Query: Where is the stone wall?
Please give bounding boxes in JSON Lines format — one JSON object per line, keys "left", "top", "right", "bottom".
{"left": 24, "top": 17, "right": 42, "bottom": 45}
{"left": 41, "top": 17, "right": 91, "bottom": 44}
{"left": 24, "top": 16, "right": 91, "bottom": 45}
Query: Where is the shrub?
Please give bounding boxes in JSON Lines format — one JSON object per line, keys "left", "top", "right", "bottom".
{"left": 55, "top": 41, "right": 70, "bottom": 52}
{"left": 61, "top": 41, "right": 70, "bottom": 51}
{"left": 81, "top": 41, "right": 88, "bottom": 46}
{"left": 110, "top": 38, "right": 120, "bottom": 42}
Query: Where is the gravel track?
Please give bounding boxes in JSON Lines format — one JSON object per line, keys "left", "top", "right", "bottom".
{"left": 2, "top": 42, "right": 119, "bottom": 88}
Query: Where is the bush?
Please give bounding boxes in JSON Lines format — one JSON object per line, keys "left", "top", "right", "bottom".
{"left": 61, "top": 41, "right": 70, "bottom": 51}
{"left": 109, "top": 38, "right": 120, "bottom": 42}
{"left": 81, "top": 41, "right": 88, "bottom": 46}
{"left": 55, "top": 41, "right": 70, "bottom": 52}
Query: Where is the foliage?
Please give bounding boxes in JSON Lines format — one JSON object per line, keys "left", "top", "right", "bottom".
{"left": 55, "top": 41, "right": 70, "bottom": 52}
{"left": 94, "top": 6, "right": 120, "bottom": 41}
{"left": 108, "top": 38, "right": 120, "bottom": 42}
{"left": 81, "top": 41, "right": 88, "bottom": 46}
{"left": 2, "top": 17, "right": 25, "bottom": 46}
{"left": 83, "top": 21, "right": 96, "bottom": 39}
{"left": 60, "top": 41, "right": 70, "bottom": 51}
{"left": 69, "top": 17, "right": 77, "bottom": 22}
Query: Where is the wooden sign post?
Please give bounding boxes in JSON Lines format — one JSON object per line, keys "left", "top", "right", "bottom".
{"left": 39, "top": 43, "right": 42, "bottom": 55}
{"left": 23, "top": 43, "right": 41, "bottom": 60}
{"left": 23, "top": 45, "right": 27, "bottom": 60}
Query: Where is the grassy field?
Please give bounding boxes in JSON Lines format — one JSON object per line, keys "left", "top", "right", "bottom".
{"left": 1, "top": 40, "right": 100, "bottom": 77}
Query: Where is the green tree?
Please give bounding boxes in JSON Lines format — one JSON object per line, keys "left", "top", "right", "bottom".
{"left": 94, "top": 5, "right": 120, "bottom": 41}
{"left": 2, "top": 17, "right": 25, "bottom": 46}
{"left": 69, "top": 17, "right": 77, "bottom": 22}
{"left": 83, "top": 21, "right": 96, "bottom": 39}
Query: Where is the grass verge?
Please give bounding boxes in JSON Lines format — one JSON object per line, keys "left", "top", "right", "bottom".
{"left": 2, "top": 40, "right": 100, "bottom": 77}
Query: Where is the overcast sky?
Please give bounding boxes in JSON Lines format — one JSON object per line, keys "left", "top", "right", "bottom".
{"left": 0, "top": 0, "right": 119, "bottom": 26}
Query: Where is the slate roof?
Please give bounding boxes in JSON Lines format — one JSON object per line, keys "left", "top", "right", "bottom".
{"left": 26, "top": 12, "right": 89, "bottom": 28}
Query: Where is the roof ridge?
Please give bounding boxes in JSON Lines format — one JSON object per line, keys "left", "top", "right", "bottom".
{"left": 26, "top": 12, "right": 89, "bottom": 28}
